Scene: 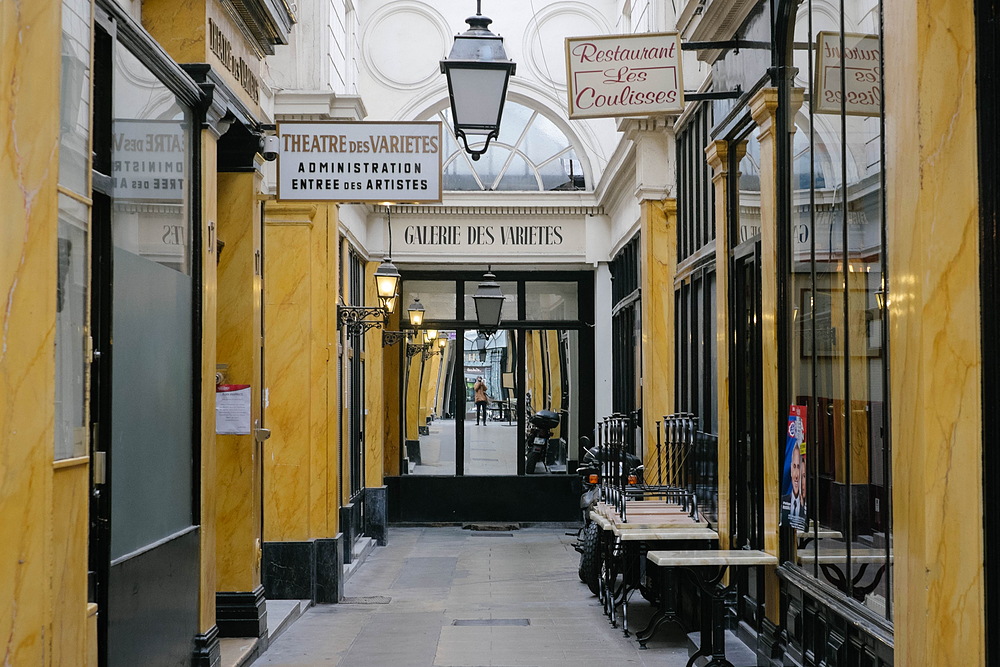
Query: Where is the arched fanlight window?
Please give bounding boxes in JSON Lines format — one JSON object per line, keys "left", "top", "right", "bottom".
{"left": 435, "top": 101, "right": 586, "bottom": 192}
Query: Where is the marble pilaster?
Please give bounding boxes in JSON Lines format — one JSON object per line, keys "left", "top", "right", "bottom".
{"left": 0, "top": 1, "right": 61, "bottom": 663}
{"left": 215, "top": 170, "right": 263, "bottom": 594}
{"left": 705, "top": 140, "right": 746, "bottom": 552}
{"left": 885, "top": 0, "right": 985, "bottom": 660}
{"left": 364, "top": 260, "right": 385, "bottom": 488}
{"left": 749, "top": 87, "right": 803, "bottom": 624}
{"left": 640, "top": 199, "right": 677, "bottom": 475}
{"left": 199, "top": 129, "right": 220, "bottom": 633}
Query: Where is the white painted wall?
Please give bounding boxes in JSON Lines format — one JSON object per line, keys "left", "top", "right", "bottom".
{"left": 594, "top": 262, "right": 614, "bottom": 420}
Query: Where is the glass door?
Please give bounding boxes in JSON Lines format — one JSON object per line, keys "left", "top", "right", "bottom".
{"left": 732, "top": 239, "right": 764, "bottom": 628}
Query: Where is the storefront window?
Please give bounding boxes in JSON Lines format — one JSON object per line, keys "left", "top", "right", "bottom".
{"left": 54, "top": 194, "right": 90, "bottom": 460}
{"left": 54, "top": 0, "right": 93, "bottom": 461}
{"left": 786, "top": 0, "right": 891, "bottom": 620}
{"left": 402, "top": 280, "right": 457, "bottom": 323}
{"left": 525, "top": 282, "right": 578, "bottom": 320}
{"left": 111, "top": 46, "right": 192, "bottom": 275}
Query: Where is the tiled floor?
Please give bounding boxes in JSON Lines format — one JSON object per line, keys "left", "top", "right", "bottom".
{"left": 255, "top": 526, "right": 693, "bottom": 667}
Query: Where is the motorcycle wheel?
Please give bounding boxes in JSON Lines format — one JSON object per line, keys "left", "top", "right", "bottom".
{"left": 525, "top": 450, "right": 542, "bottom": 474}
{"left": 580, "top": 521, "right": 601, "bottom": 595}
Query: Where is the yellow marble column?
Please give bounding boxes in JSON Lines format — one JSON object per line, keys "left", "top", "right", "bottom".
{"left": 364, "top": 261, "right": 385, "bottom": 489}
{"left": 199, "top": 129, "right": 220, "bottom": 633}
{"left": 885, "top": 0, "right": 984, "bottom": 660}
{"left": 0, "top": 1, "right": 62, "bottom": 662}
{"left": 705, "top": 140, "right": 746, "bottom": 551}
{"left": 405, "top": 350, "right": 422, "bottom": 442}
{"left": 640, "top": 199, "right": 677, "bottom": 475}
{"left": 749, "top": 87, "right": 803, "bottom": 623}
{"left": 214, "top": 169, "right": 263, "bottom": 594}
{"left": 264, "top": 202, "right": 340, "bottom": 541}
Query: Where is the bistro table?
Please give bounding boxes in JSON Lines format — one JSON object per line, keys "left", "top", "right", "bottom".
{"left": 645, "top": 549, "right": 778, "bottom": 666}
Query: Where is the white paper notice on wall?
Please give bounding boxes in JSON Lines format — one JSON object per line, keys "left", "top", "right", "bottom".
{"left": 276, "top": 121, "right": 443, "bottom": 203}
{"left": 813, "top": 32, "right": 881, "bottom": 117}
{"left": 565, "top": 32, "right": 684, "bottom": 120}
{"left": 216, "top": 384, "right": 252, "bottom": 435}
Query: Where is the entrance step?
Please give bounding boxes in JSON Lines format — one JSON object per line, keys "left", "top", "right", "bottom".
{"left": 343, "top": 536, "right": 376, "bottom": 585}
{"left": 219, "top": 637, "right": 258, "bottom": 667}
{"left": 267, "top": 599, "right": 309, "bottom": 643}
{"left": 686, "top": 630, "right": 757, "bottom": 666}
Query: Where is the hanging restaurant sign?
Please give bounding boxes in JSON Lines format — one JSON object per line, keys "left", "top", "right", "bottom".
{"left": 564, "top": 32, "right": 684, "bottom": 120}
{"left": 813, "top": 32, "right": 881, "bottom": 117}
{"left": 276, "top": 121, "right": 443, "bottom": 203}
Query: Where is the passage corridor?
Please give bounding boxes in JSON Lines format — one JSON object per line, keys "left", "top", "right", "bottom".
{"left": 256, "top": 526, "right": 694, "bottom": 667}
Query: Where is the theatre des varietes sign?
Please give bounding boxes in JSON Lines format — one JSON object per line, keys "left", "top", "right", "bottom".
{"left": 276, "top": 121, "right": 443, "bottom": 203}
{"left": 565, "top": 32, "right": 684, "bottom": 120}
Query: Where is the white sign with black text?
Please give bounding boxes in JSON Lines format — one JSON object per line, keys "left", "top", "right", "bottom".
{"left": 277, "top": 121, "right": 443, "bottom": 202}
{"left": 565, "top": 32, "right": 684, "bottom": 120}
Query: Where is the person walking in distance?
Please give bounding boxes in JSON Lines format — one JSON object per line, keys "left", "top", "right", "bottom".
{"left": 474, "top": 377, "right": 490, "bottom": 425}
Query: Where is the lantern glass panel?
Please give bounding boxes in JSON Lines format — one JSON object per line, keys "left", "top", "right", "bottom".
{"left": 449, "top": 67, "right": 507, "bottom": 132}
{"left": 475, "top": 297, "right": 504, "bottom": 329}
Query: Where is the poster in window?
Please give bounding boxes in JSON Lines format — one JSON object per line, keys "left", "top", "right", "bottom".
{"left": 781, "top": 405, "right": 808, "bottom": 531}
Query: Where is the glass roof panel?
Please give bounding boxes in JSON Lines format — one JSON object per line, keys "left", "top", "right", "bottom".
{"left": 495, "top": 154, "right": 539, "bottom": 191}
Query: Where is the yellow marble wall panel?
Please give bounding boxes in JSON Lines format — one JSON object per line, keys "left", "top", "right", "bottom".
{"left": 640, "top": 199, "right": 677, "bottom": 474}
{"left": 383, "top": 308, "right": 402, "bottom": 476}
{"left": 706, "top": 140, "right": 743, "bottom": 551}
{"left": 87, "top": 603, "right": 98, "bottom": 667}
{"left": 140, "top": 0, "right": 208, "bottom": 63}
{"left": 547, "top": 330, "right": 562, "bottom": 437}
{"left": 199, "top": 131, "right": 219, "bottom": 632}
{"left": 215, "top": 171, "right": 262, "bottom": 591}
{"left": 0, "top": 0, "right": 60, "bottom": 661}
{"left": 325, "top": 206, "right": 340, "bottom": 534}
{"left": 308, "top": 208, "right": 329, "bottom": 536}
{"left": 885, "top": 0, "right": 985, "bottom": 660}
{"left": 406, "top": 352, "right": 422, "bottom": 441}
{"left": 51, "top": 463, "right": 89, "bottom": 666}
{"left": 365, "top": 261, "right": 385, "bottom": 488}
{"left": 263, "top": 220, "right": 313, "bottom": 542}
{"left": 340, "top": 236, "right": 350, "bottom": 508}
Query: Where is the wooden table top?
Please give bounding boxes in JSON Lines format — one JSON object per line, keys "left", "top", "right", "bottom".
{"left": 647, "top": 550, "right": 778, "bottom": 567}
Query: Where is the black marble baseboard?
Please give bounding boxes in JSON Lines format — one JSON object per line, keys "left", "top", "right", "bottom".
{"left": 263, "top": 536, "right": 344, "bottom": 604}
{"left": 216, "top": 585, "right": 268, "bottom": 646}
{"left": 365, "top": 486, "right": 388, "bottom": 546}
{"left": 315, "top": 535, "right": 344, "bottom": 604}
{"left": 263, "top": 541, "right": 316, "bottom": 601}
{"left": 339, "top": 503, "right": 356, "bottom": 564}
{"left": 192, "top": 624, "right": 222, "bottom": 667}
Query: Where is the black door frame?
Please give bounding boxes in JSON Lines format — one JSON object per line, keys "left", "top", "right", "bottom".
{"left": 88, "top": 3, "right": 205, "bottom": 664}
{"left": 397, "top": 270, "right": 595, "bottom": 477}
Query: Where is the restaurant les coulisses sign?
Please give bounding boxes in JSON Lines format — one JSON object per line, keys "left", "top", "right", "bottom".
{"left": 565, "top": 32, "right": 684, "bottom": 120}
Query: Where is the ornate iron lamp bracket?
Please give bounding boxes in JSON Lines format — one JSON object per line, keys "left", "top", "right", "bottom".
{"left": 382, "top": 330, "right": 409, "bottom": 347}
{"left": 337, "top": 305, "right": 387, "bottom": 336}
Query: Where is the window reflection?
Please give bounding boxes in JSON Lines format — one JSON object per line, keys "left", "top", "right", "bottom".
{"left": 788, "top": 0, "right": 891, "bottom": 621}
{"left": 111, "top": 45, "right": 191, "bottom": 274}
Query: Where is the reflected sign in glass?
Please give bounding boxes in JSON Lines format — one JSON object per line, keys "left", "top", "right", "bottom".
{"left": 813, "top": 32, "right": 881, "bottom": 116}
{"left": 112, "top": 119, "right": 187, "bottom": 202}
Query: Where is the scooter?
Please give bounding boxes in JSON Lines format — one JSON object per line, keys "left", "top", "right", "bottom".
{"left": 524, "top": 409, "right": 560, "bottom": 474}
{"left": 575, "top": 439, "right": 643, "bottom": 595}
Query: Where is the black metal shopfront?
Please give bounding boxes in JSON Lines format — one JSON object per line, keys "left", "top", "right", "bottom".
{"left": 385, "top": 270, "right": 594, "bottom": 523}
